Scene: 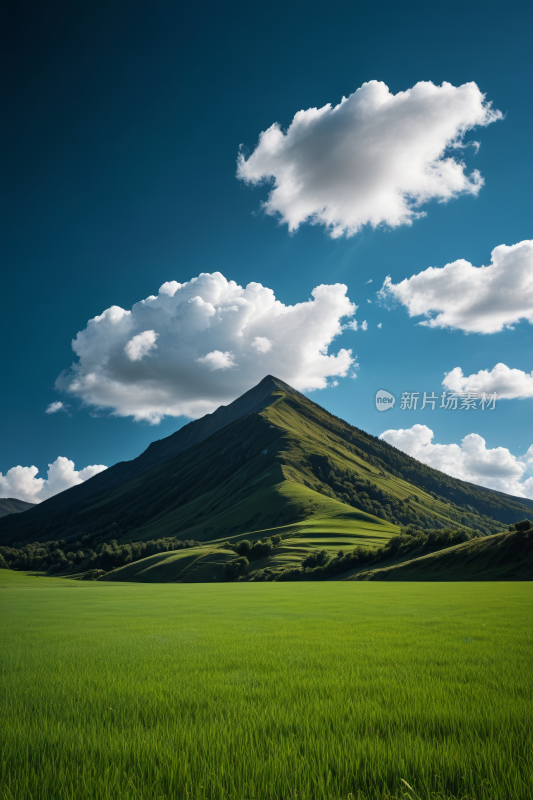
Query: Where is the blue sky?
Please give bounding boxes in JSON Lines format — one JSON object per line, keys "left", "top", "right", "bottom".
{"left": 2, "top": 0, "right": 532, "bottom": 502}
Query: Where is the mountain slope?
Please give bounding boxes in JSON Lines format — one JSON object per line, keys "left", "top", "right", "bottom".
{"left": 1, "top": 375, "right": 531, "bottom": 549}
{"left": 0, "top": 498, "right": 35, "bottom": 518}
{"left": 348, "top": 527, "right": 533, "bottom": 581}
{"left": 1, "top": 377, "right": 299, "bottom": 520}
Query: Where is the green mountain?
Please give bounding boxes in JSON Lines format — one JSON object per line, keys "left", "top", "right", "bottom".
{"left": 0, "top": 498, "right": 35, "bottom": 519}
{"left": 1, "top": 375, "right": 532, "bottom": 585}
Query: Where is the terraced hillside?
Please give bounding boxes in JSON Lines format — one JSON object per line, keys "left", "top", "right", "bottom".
{"left": 96, "top": 507, "right": 397, "bottom": 583}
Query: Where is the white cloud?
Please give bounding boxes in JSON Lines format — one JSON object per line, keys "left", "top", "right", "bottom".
{"left": 45, "top": 401, "right": 67, "bottom": 414}
{"left": 196, "top": 350, "right": 236, "bottom": 370}
{"left": 379, "top": 424, "right": 533, "bottom": 498}
{"left": 344, "top": 319, "right": 368, "bottom": 332}
{"left": 124, "top": 330, "right": 159, "bottom": 361}
{"left": 251, "top": 336, "right": 273, "bottom": 353}
{"left": 444, "top": 363, "right": 533, "bottom": 399}
{"left": 367, "top": 299, "right": 372, "bottom": 304}
{"left": 365, "top": 279, "right": 373, "bottom": 284}
{"left": 379, "top": 240, "right": 533, "bottom": 333}
{"left": 237, "top": 80, "right": 501, "bottom": 238}
{"left": 56, "top": 272, "right": 359, "bottom": 423}
{"left": 0, "top": 457, "right": 107, "bottom": 504}
{"left": 377, "top": 323, "right": 382, "bottom": 329}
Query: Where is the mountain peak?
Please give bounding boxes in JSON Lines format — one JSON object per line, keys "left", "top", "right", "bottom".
{"left": 140, "top": 375, "right": 298, "bottom": 466}
{"left": 253, "top": 374, "right": 299, "bottom": 395}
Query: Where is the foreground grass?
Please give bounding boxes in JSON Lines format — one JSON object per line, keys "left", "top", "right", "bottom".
{"left": 1, "top": 570, "right": 531, "bottom": 800}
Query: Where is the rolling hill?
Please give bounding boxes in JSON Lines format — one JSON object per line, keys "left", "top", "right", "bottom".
{"left": 0, "top": 498, "right": 35, "bottom": 518}
{"left": 1, "top": 376, "right": 532, "bottom": 586}
{"left": 349, "top": 527, "right": 533, "bottom": 582}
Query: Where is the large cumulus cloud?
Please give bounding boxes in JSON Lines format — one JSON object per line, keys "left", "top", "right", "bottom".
{"left": 379, "top": 424, "right": 533, "bottom": 498}
{"left": 237, "top": 80, "right": 501, "bottom": 238}
{"left": 56, "top": 272, "right": 358, "bottom": 423}
{"left": 379, "top": 240, "right": 533, "bottom": 333}
{"left": 0, "top": 458, "right": 107, "bottom": 504}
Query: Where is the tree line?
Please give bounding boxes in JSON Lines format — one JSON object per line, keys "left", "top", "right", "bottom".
{"left": 0, "top": 535, "right": 201, "bottom": 576}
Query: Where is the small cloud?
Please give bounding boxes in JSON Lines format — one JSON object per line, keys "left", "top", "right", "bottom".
{"left": 343, "top": 320, "right": 359, "bottom": 331}
{"left": 443, "top": 363, "right": 533, "bottom": 399}
{"left": 365, "top": 279, "right": 373, "bottom": 284}
{"left": 0, "top": 457, "right": 107, "bottom": 504}
{"left": 367, "top": 299, "right": 372, "bottom": 304}
{"left": 251, "top": 336, "right": 273, "bottom": 353}
{"left": 349, "top": 363, "right": 360, "bottom": 380}
{"left": 361, "top": 321, "right": 368, "bottom": 331}
{"left": 45, "top": 401, "right": 68, "bottom": 414}
{"left": 377, "top": 322, "right": 382, "bottom": 328}
{"left": 377, "top": 240, "right": 533, "bottom": 334}
{"left": 196, "top": 350, "right": 237, "bottom": 371}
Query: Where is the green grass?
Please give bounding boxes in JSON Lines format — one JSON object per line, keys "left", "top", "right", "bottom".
{"left": 1, "top": 569, "right": 532, "bottom": 800}
{"left": 284, "top": 514, "right": 395, "bottom": 551}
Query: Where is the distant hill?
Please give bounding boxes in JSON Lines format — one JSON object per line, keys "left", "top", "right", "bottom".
{"left": 0, "top": 498, "right": 35, "bottom": 519}
{"left": 350, "top": 528, "right": 533, "bottom": 582}
{"left": 1, "top": 375, "right": 532, "bottom": 551}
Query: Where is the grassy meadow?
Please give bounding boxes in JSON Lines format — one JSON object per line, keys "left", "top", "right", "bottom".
{"left": 1, "top": 569, "right": 532, "bottom": 800}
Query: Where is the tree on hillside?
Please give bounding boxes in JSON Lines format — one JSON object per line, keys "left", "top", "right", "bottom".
{"left": 236, "top": 540, "right": 252, "bottom": 556}
{"left": 251, "top": 538, "right": 273, "bottom": 559}
{"left": 224, "top": 557, "right": 249, "bottom": 580}
{"left": 301, "top": 549, "right": 331, "bottom": 569}
{"left": 510, "top": 520, "right": 531, "bottom": 531}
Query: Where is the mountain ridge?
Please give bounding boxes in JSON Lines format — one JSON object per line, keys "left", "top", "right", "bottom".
{"left": 0, "top": 498, "right": 35, "bottom": 518}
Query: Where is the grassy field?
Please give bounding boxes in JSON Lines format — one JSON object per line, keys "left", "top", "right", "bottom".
{"left": 1, "top": 570, "right": 532, "bottom": 800}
